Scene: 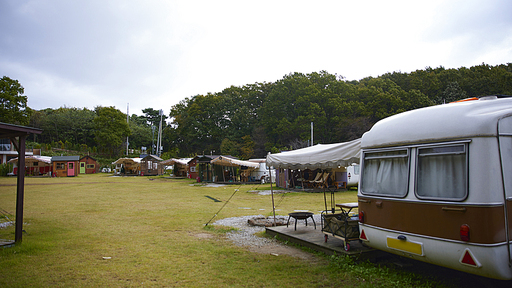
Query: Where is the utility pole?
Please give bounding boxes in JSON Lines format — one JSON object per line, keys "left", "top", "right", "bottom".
{"left": 151, "top": 126, "right": 155, "bottom": 155}
{"left": 311, "top": 122, "right": 314, "bottom": 146}
{"left": 126, "top": 103, "right": 129, "bottom": 155}
{"left": 156, "top": 109, "right": 163, "bottom": 156}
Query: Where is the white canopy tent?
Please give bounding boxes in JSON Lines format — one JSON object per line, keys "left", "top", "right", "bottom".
{"left": 266, "top": 138, "right": 361, "bottom": 170}
{"left": 266, "top": 139, "right": 362, "bottom": 224}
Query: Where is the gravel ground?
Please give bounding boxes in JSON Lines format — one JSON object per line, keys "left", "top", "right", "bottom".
{"left": 213, "top": 214, "right": 325, "bottom": 261}
{"left": 214, "top": 215, "right": 284, "bottom": 248}
{"left": 213, "top": 214, "right": 322, "bottom": 248}
{"left": 0, "top": 221, "right": 13, "bottom": 229}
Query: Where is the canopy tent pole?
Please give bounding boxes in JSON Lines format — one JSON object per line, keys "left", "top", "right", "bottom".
{"left": 323, "top": 189, "right": 328, "bottom": 213}
{"left": 300, "top": 170, "right": 304, "bottom": 191}
{"left": 269, "top": 166, "right": 276, "bottom": 226}
{"left": 322, "top": 170, "right": 328, "bottom": 213}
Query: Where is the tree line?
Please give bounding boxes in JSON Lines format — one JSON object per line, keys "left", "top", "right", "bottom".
{"left": 169, "top": 63, "right": 512, "bottom": 158}
{"left": 2, "top": 63, "right": 512, "bottom": 161}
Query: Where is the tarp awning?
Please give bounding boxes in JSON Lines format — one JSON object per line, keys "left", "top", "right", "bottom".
{"left": 160, "top": 158, "right": 192, "bottom": 166}
{"left": 266, "top": 138, "right": 361, "bottom": 170}
{"left": 211, "top": 156, "right": 260, "bottom": 168}
{"left": 112, "top": 157, "right": 142, "bottom": 165}
{"left": 8, "top": 155, "right": 52, "bottom": 164}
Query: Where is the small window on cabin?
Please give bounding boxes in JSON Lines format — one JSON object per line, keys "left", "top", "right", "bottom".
{"left": 360, "top": 149, "right": 409, "bottom": 197}
{"left": 416, "top": 144, "right": 467, "bottom": 200}
{"left": 56, "top": 163, "right": 65, "bottom": 170}
{"left": 33, "top": 162, "right": 38, "bottom": 166}
{"left": 86, "top": 164, "right": 95, "bottom": 169}
{"left": 0, "top": 138, "right": 10, "bottom": 151}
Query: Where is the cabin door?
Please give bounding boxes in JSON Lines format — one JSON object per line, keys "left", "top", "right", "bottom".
{"left": 67, "top": 162, "right": 75, "bottom": 177}
{"left": 80, "top": 162, "right": 86, "bottom": 174}
{"left": 498, "top": 116, "right": 512, "bottom": 265}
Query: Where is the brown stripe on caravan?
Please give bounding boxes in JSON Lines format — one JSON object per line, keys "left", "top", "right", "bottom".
{"left": 358, "top": 197, "right": 507, "bottom": 244}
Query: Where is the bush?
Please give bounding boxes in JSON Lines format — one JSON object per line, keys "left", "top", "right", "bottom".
{"left": 0, "top": 163, "right": 13, "bottom": 176}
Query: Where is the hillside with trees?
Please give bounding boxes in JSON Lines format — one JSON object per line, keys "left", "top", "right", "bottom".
{"left": 2, "top": 62, "right": 512, "bottom": 166}
{"left": 169, "top": 63, "right": 512, "bottom": 158}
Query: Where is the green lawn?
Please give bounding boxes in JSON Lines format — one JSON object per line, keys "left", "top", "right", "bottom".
{"left": 0, "top": 174, "right": 443, "bottom": 287}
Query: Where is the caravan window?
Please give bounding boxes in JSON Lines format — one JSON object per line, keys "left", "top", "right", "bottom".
{"left": 353, "top": 164, "right": 360, "bottom": 175}
{"left": 361, "top": 149, "right": 409, "bottom": 197}
{"left": 416, "top": 143, "right": 468, "bottom": 200}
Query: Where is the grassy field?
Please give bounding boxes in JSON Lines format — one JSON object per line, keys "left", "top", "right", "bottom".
{"left": 0, "top": 174, "right": 448, "bottom": 287}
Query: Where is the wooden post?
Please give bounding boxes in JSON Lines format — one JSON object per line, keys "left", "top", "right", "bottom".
{"left": 15, "top": 136, "right": 26, "bottom": 243}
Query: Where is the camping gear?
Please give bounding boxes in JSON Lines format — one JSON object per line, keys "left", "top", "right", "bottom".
{"left": 286, "top": 212, "right": 316, "bottom": 230}
{"left": 321, "top": 202, "right": 359, "bottom": 251}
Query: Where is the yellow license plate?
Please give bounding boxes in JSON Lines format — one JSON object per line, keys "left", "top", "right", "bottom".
{"left": 387, "top": 237, "right": 423, "bottom": 256}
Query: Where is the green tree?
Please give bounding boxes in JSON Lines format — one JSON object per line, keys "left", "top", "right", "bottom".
{"left": 436, "top": 81, "right": 468, "bottom": 104}
{"left": 93, "top": 106, "right": 131, "bottom": 157}
{"left": 240, "top": 135, "right": 255, "bottom": 159}
{"left": 220, "top": 138, "right": 239, "bottom": 157}
{"left": 127, "top": 115, "right": 152, "bottom": 151}
{"left": 142, "top": 108, "right": 168, "bottom": 127}
{"left": 0, "top": 76, "right": 30, "bottom": 125}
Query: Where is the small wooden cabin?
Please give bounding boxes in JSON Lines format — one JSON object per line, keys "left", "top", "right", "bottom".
{"left": 52, "top": 156, "right": 80, "bottom": 177}
{"left": 140, "top": 155, "right": 163, "bottom": 176}
{"left": 79, "top": 155, "right": 99, "bottom": 174}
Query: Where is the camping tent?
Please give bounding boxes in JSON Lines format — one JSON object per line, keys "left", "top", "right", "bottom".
{"left": 266, "top": 138, "right": 361, "bottom": 170}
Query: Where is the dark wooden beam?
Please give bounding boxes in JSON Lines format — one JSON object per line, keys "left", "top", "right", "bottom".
{"left": 15, "top": 135, "right": 26, "bottom": 243}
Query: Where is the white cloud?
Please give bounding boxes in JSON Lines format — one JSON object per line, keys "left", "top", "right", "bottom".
{"left": 1, "top": 0, "right": 511, "bottom": 116}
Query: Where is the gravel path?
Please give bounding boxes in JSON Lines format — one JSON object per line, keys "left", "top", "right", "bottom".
{"left": 213, "top": 214, "right": 324, "bottom": 261}
{"left": 214, "top": 215, "right": 284, "bottom": 248}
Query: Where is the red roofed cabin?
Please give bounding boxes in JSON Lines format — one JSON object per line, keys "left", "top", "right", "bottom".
{"left": 79, "top": 155, "right": 99, "bottom": 174}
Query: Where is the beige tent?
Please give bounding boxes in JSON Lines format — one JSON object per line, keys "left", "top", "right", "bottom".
{"left": 211, "top": 156, "right": 259, "bottom": 168}
{"left": 211, "top": 156, "right": 259, "bottom": 182}
{"left": 112, "top": 157, "right": 141, "bottom": 175}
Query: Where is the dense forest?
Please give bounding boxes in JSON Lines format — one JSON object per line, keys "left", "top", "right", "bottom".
{"left": 5, "top": 63, "right": 512, "bottom": 164}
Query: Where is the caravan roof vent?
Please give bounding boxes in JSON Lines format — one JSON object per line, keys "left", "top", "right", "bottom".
{"left": 479, "top": 96, "right": 498, "bottom": 101}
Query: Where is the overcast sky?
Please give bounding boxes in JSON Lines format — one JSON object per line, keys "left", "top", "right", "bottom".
{"left": 1, "top": 0, "right": 511, "bottom": 116}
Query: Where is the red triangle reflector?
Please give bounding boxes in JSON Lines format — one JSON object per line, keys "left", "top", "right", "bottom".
{"left": 462, "top": 251, "right": 476, "bottom": 266}
{"left": 460, "top": 249, "right": 480, "bottom": 267}
{"left": 360, "top": 229, "right": 367, "bottom": 240}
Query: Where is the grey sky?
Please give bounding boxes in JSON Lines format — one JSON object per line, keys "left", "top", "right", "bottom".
{"left": 1, "top": 0, "right": 511, "bottom": 116}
